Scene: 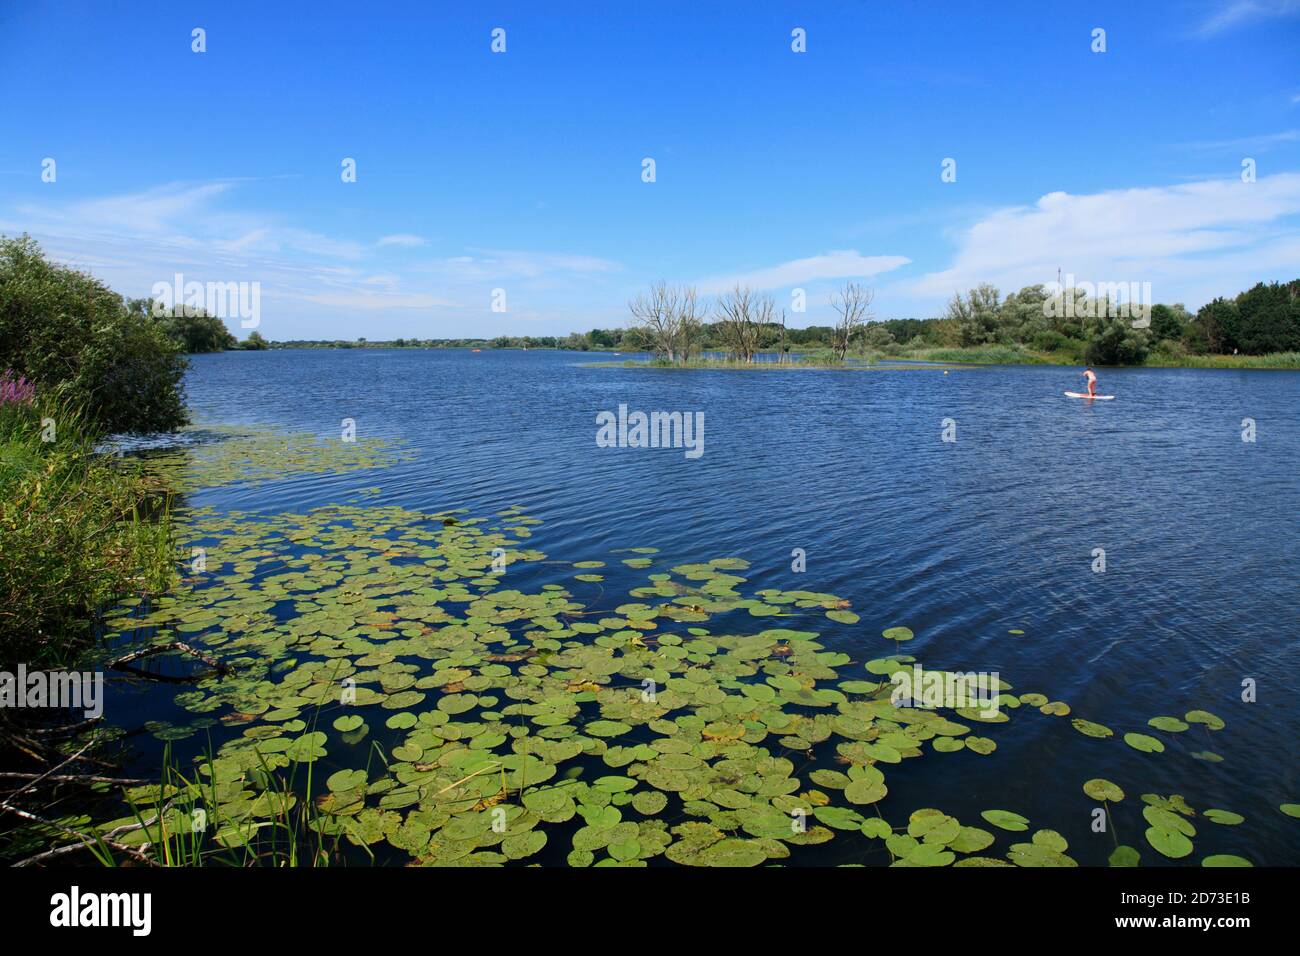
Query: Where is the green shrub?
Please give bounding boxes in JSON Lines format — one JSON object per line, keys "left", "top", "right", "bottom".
{"left": 0, "top": 235, "right": 188, "bottom": 435}
{"left": 157, "top": 304, "right": 238, "bottom": 353}
{"left": 1085, "top": 320, "right": 1150, "bottom": 366}
{"left": 1031, "top": 330, "right": 1075, "bottom": 353}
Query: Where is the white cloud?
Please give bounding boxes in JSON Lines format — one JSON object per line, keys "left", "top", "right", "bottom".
{"left": 304, "top": 291, "right": 460, "bottom": 309}
{"left": 417, "top": 248, "right": 620, "bottom": 282}
{"left": 1, "top": 181, "right": 625, "bottom": 338}
{"left": 14, "top": 182, "right": 231, "bottom": 235}
{"left": 1194, "top": 0, "right": 1300, "bottom": 35}
{"left": 377, "top": 233, "right": 428, "bottom": 247}
{"left": 1182, "top": 129, "right": 1300, "bottom": 151}
{"left": 695, "top": 250, "right": 911, "bottom": 294}
{"left": 900, "top": 173, "right": 1300, "bottom": 310}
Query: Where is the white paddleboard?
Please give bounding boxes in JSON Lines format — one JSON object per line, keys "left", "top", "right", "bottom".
{"left": 1064, "top": 391, "right": 1115, "bottom": 400}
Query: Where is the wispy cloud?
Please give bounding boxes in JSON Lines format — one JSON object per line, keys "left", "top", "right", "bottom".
{"left": 1194, "top": 0, "right": 1300, "bottom": 36}
{"left": 695, "top": 250, "right": 911, "bottom": 295}
{"left": 416, "top": 249, "right": 620, "bottom": 282}
{"left": 376, "top": 233, "right": 428, "bottom": 247}
{"left": 1, "top": 181, "right": 624, "bottom": 338}
{"left": 898, "top": 173, "right": 1300, "bottom": 311}
{"left": 304, "top": 291, "right": 460, "bottom": 309}
{"left": 18, "top": 182, "right": 232, "bottom": 235}
{"left": 1181, "top": 129, "right": 1300, "bottom": 151}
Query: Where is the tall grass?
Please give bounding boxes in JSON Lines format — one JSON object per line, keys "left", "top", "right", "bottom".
{"left": 1143, "top": 350, "right": 1300, "bottom": 369}
{"left": 889, "top": 344, "right": 1058, "bottom": 365}
{"left": 124, "top": 672, "right": 385, "bottom": 867}
{"left": 121, "top": 744, "right": 348, "bottom": 867}
{"left": 0, "top": 382, "right": 176, "bottom": 668}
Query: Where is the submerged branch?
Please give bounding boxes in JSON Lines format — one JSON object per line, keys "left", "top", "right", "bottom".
{"left": 107, "top": 640, "right": 233, "bottom": 677}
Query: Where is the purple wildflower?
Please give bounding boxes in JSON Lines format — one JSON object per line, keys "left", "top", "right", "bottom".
{"left": 0, "top": 370, "right": 36, "bottom": 406}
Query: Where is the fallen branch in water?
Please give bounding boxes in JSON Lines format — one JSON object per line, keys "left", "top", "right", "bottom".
{"left": 29, "top": 716, "right": 103, "bottom": 738}
{"left": 107, "top": 641, "right": 233, "bottom": 677}
{"left": 4, "top": 803, "right": 161, "bottom": 868}
{"left": 0, "top": 771, "right": 150, "bottom": 786}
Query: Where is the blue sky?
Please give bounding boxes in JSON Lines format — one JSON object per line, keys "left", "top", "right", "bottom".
{"left": 2, "top": 0, "right": 1299, "bottom": 341}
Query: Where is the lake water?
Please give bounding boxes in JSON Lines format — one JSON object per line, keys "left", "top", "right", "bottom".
{"left": 113, "top": 349, "right": 1300, "bottom": 865}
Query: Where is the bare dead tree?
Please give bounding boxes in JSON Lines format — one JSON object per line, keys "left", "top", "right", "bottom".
{"left": 628, "top": 281, "right": 674, "bottom": 362}
{"left": 627, "top": 282, "right": 703, "bottom": 363}
{"left": 753, "top": 292, "right": 776, "bottom": 360}
{"left": 675, "top": 285, "right": 705, "bottom": 362}
{"left": 714, "top": 286, "right": 773, "bottom": 363}
{"left": 830, "top": 282, "right": 874, "bottom": 361}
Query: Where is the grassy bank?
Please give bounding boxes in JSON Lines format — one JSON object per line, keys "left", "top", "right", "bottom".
{"left": 1141, "top": 351, "right": 1300, "bottom": 369}
{"left": 0, "top": 378, "right": 176, "bottom": 668}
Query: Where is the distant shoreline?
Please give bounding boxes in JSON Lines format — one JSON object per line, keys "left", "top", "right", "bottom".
{"left": 201, "top": 343, "right": 1300, "bottom": 370}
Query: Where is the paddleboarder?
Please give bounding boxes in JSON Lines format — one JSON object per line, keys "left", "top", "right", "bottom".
{"left": 1082, "top": 367, "right": 1097, "bottom": 398}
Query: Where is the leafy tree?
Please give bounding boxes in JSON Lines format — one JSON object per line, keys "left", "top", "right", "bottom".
{"left": 1084, "top": 318, "right": 1150, "bottom": 366}
{"left": 0, "top": 235, "right": 187, "bottom": 434}
{"left": 162, "top": 306, "right": 237, "bottom": 353}
{"left": 861, "top": 323, "right": 896, "bottom": 349}
{"left": 1196, "top": 297, "right": 1241, "bottom": 354}
{"left": 1149, "top": 303, "right": 1190, "bottom": 343}
{"left": 946, "top": 283, "right": 1001, "bottom": 346}
{"left": 242, "top": 330, "right": 270, "bottom": 350}
{"left": 1236, "top": 281, "right": 1300, "bottom": 354}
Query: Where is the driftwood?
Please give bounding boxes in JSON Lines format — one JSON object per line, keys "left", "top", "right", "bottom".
{"left": 4, "top": 803, "right": 161, "bottom": 867}
{"left": 0, "top": 771, "right": 150, "bottom": 786}
{"left": 29, "top": 716, "right": 103, "bottom": 738}
{"left": 0, "top": 644, "right": 228, "bottom": 865}
{"left": 106, "top": 640, "right": 233, "bottom": 678}
{"left": 0, "top": 735, "right": 167, "bottom": 866}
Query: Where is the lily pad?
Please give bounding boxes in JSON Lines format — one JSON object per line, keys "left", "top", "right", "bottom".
{"left": 980, "top": 810, "right": 1029, "bottom": 832}
{"left": 1083, "top": 778, "right": 1124, "bottom": 802}
{"left": 1123, "top": 733, "right": 1165, "bottom": 754}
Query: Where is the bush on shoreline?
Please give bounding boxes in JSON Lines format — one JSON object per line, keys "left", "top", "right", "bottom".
{"left": 0, "top": 235, "right": 189, "bottom": 435}
{"left": 0, "top": 379, "right": 176, "bottom": 668}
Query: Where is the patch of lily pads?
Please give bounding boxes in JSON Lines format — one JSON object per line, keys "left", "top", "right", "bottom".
{"left": 139, "top": 425, "right": 413, "bottom": 492}
{"left": 47, "top": 428, "right": 1275, "bottom": 868}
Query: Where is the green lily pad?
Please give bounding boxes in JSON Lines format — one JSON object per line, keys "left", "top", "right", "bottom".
{"left": 1203, "top": 809, "right": 1243, "bottom": 825}
{"left": 1184, "top": 710, "right": 1225, "bottom": 730}
{"left": 1071, "top": 718, "right": 1113, "bottom": 738}
{"left": 1144, "top": 826, "right": 1193, "bottom": 859}
{"left": 1123, "top": 733, "right": 1165, "bottom": 754}
{"left": 1083, "top": 778, "right": 1124, "bottom": 802}
{"left": 1108, "top": 845, "right": 1140, "bottom": 867}
{"left": 501, "top": 829, "right": 547, "bottom": 860}
{"left": 981, "top": 810, "right": 1029, "bottom": 832}
{"left": 1148, "top": 716, "right": 1189, "bottom": 733}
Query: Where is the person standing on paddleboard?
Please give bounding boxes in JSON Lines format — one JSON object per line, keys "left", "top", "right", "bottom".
{"left": 1082, "top": 367, "right": 1097, "bottom": 398}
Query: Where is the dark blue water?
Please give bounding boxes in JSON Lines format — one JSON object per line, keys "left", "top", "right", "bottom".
{"left": 166, "top": 349, "right": 1299, "bottom": 863}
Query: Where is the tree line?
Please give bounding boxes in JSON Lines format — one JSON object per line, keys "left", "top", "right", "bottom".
{"left": 937, "top": 279, "right": 1300, "bottom": 364}
{"left": 156, "top": 306, "right": 269, "bottom": 353}
{"left": 564, "top": 277, "right": 1300, "bottom": 365}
